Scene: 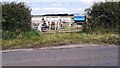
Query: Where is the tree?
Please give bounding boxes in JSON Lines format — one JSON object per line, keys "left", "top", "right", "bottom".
{"left": 2, "top": 2, "right": 31, "bottom": 32}
{"left": 85, "top": 2, "right": 120, "bottom": 33}
{"left": 2, "top": 2, "right": 32, "bottom": 39}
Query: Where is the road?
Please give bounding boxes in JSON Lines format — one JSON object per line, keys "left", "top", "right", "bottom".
{"left": 2, "top": 46, "right": 118, "bottom": 66}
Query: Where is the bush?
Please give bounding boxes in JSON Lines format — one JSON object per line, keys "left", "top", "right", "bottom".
{"left": 2, "top": 2, "right": 32, "bottom": 39}
{"left": 85, "top": 2, "right": 120, "bottom": 33}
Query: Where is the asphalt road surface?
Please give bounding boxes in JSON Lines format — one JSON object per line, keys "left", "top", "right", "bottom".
{"left": 2, "top": 46, "right": 118, "bottom": 66}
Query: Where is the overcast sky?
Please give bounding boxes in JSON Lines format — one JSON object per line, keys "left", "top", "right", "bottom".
{"left": 1, "top": 0, "right": 106, "bottom": 15}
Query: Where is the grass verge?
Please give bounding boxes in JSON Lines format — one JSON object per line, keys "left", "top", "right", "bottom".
{"left": 2, "top": 32, "right": 119, "bottom": 50}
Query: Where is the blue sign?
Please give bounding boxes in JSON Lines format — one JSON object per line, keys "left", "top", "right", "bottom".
{"left": 74, "top": 16, "right": 85, "bottom": 21}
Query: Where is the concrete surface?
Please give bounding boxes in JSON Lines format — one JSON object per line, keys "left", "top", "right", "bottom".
{"left": 2, "top": 45, "right": 118, "bottom": 66}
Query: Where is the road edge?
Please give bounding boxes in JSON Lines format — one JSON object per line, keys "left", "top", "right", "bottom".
{"left": 1, "top": 44, "right": 115, "bottom": 53}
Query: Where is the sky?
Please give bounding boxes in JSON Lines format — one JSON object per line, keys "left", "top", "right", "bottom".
{"left": 0, "top": 0, "right": 107, "bottom": 15}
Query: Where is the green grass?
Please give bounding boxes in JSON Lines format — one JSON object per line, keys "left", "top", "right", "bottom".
{"left": 2, "top": 32, "right": 118, "bottom": 50}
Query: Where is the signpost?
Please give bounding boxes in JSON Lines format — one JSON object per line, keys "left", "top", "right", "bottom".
{"left": 73, "top": 14, "right": 86, "bottom": 32}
